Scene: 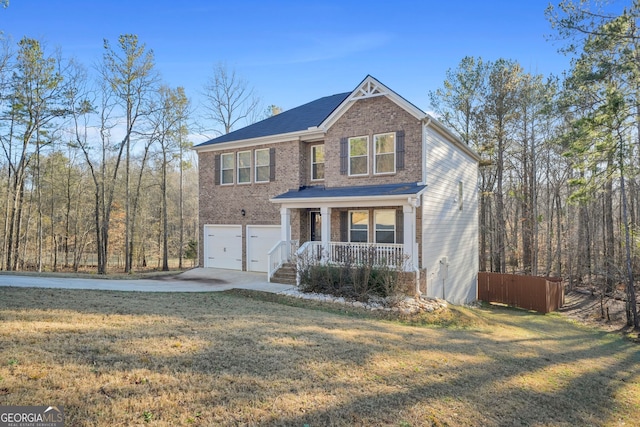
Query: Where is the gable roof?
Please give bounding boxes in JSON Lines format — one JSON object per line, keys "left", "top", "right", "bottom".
{"left": 192, "top": 75, "right": 478, "bottom": 163}
{"left": 194, "top": 92, "right": 350, "bottom": 148}
{"left": 320, "top": 75, "right": 426, "bottom": 129}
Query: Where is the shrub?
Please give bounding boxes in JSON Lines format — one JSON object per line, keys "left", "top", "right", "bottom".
{"left": 297, "top": 246, "right": 412, "bottom": 301}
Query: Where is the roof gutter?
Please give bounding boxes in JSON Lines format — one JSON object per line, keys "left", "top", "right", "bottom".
{"left": 269, "top": 186, "right": 428, "bottom": 206}
{"left": 192, "top": 128, "right": 326, "bottom": 152}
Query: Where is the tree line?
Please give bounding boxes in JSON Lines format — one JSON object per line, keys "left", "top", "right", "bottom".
{"left": 0, "top": 18, "right": 270, "bottom": 276}
{"left": 0, "top": 33, "right": 205, "bottom": 275}
{"left": 430, "top": 0, "right": 639, "bottom": 327}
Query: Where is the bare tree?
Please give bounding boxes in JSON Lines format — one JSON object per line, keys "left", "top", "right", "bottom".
{"left": 102, "top": 34, "right": 158, "bottom": 273}
{"left": 148, "top": 86, "right": 189, "bottom": 270}
{"left": 202, "top": 64, "right": 260, "bottom": 135}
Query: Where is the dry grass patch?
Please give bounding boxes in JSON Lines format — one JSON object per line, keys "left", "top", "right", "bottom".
{"left": 0, "top": 287, "right": 638, "bottom": 426}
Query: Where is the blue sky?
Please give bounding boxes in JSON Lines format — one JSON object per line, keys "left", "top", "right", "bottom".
{"left": 2, "top": 0, "right": 573, "bottom": 134}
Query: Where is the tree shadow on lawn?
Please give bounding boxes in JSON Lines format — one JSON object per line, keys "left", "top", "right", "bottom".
{"left": 0, "top": 287, "right": 639, "bottom": 426}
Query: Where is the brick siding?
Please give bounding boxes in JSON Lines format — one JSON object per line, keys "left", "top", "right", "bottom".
{"left": 324, "top": 96, "right": 423, "bottom": 187}
{"left": 198, "top": 95, "right": 425, "bottom": 268}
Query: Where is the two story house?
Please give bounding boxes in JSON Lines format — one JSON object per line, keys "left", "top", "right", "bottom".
{"left": 194, "top": 76, "right": 479, "bottom": 304}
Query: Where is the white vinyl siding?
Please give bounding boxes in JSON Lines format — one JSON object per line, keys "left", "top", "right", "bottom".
{"left": 422, "top": 125, "right": 479, "bottom": 304}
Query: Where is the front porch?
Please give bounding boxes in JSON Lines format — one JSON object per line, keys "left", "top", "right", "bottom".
{"left": 267, "top": 182, "right": 427, "bottom": 291}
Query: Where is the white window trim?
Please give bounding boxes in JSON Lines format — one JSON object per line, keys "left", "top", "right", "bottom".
{"left": 220, "top": 152, "right": 234, "bottom": 185}
{"left": 373, "top": 132, "right": 396, "bottom": 175}
{"left": 311, "top": 145, "right": 325, "bottom": 181}
{"left": 348, "top": 136, "right": 369, "bottom": 176}
{"left": 349, "top": 210, "right": 369, "bottom": 243}
{"left": 374, "top": 209, "right": 396, "bottom": 244}
{"left": 255, "top": 148, "right": 270, "bottom": 183}
{"left": 237, "top": 150, "right": 251, "bottom": 185}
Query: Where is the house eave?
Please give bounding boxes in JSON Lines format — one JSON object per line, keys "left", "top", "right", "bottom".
{"left": 192, "top": 127, "right": 325, "bottom": 152}
{"left": 423, "top": 114, "right": 481, "bottom": 162}
{"left": 269, "top": 191, "right": 426, "bottom": 209}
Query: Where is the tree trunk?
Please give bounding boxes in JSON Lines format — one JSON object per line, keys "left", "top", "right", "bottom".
{"left": 178, "top": 141, "right": 184, "bottom": 270}
{"left": 619, "top": 149, "right": 639, "bottom": 328}
{"left": 604, "top": 158, "right": 615, "bottom": 293}
{"left": 162, "top": 151, "right": 169, "bottom": 271}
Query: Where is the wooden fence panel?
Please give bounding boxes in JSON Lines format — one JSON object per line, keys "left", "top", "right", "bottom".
{"left": 478, "top": 272, "right": 564, "bottom": 314}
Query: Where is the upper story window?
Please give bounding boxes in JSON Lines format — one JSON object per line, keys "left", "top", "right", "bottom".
{"left": 374, "top": 210, "right": 396, "bottom": 243}
{"left": 237, "top": 151, "right": 251, "bottom": 184}
{"left": 255, "top": 148, "right": 270, "bottom": 183}
{"left": 311, "top": 145, "right": 325, "bottom": 181}
{"left": 221, "top": 153, "right": 234, "bottom": 185}
{"left": 458, "top": 181, "right": 463, "bottom": 211}
{"left": 349, "top": 136, "right": 368, "bottom": 176}
{"left": 374, "top": 132, "right": 395, "bottom": 174}
{"left": 349, "top": 210, "right": 369, "bottom": 242}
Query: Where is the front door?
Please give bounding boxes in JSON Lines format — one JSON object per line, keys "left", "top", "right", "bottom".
{"left": 310, "top": 211, "right": 322, "bottom": 241}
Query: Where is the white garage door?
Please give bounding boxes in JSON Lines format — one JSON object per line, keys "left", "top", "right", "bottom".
{"left": 246, "top": 225, "right": 281, "bottom": 272}
{"left": 203, "top": 225, "right": 242, "bottom": 270}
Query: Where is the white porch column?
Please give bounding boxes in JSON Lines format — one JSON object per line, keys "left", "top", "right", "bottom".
{"left": 403, "top": 204, "right": 416, "bottom": 270}
{"left": 280, "top": 207, "right": 291, "bottom": 242}
{"left": 321, "top": 206, "right": 331, "bottom": 261}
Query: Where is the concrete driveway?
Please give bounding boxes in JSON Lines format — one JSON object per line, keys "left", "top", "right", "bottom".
{"left": 0, "top": 268, "right": 295, "bottom": 293}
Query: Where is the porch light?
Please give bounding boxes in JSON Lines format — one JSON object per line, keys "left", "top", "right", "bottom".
{"left": 241, "top": 209, "right": 246, "bottom": 216}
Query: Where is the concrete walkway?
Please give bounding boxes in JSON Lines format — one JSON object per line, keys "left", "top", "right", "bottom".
{"left": 0, "top": 268, "right": 295, "bottom": 293}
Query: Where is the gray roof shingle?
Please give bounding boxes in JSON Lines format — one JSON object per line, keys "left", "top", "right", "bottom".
{"left": 272, "top": 182, "right": 427, "bottom": 201}
{"left": 195, "top": 92, "right": 350, "bottom": 147}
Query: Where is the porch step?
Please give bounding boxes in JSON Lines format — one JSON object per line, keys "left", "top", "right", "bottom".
{"left": 271, "top": 262, "right": 297, "bottom": 285}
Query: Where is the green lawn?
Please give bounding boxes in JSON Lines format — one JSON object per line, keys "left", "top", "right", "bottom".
{"left": 0, "top": 287, "right": 638, "bottom": 426}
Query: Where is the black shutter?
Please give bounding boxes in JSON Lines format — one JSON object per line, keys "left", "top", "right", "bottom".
{"left": 396, "top": 130, "right": 405, "bottom": 171}
{"left": 396, "top": 209, "right": 404, "bottom": 244}
{"left": 340, "top": 137, "right": 348, "bottom": 175}
{"left": 214, "top": 154, "right": 221, "bottom": 185}
{"left": 269, "top": 147, "right": 276, "bottom": 181}
{"left": 340, "top": 211, "right": 348, "bottom": 242}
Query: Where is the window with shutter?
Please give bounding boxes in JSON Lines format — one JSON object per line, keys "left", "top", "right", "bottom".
{"left": 395, "top": 209, "right": 404, "bottom": 244}
{"left": 374, "top": 210, "right": 395, "bottom": 243}
{"left": 255, "top": 148, "right": 270, "bottom": 183}
{"left": 221, "top": 153, "right": 234, "bottom": 185}
{"left": 349, "top": 210, "right": 369, "bottom": 242}
{"left": 348, "top": 136, "right": 369, "bottom": 176}
{"left": 374, "top": 132, "right": 395, "bottom": 174}
{"left": 214, "top": 154, "right": 221, "bottom": 185}
{"left": 340, "top": 138, "right": 348, "bottom": 175}
{"left": 269, "top": 147, "right": 276, "bottom": 181}
{"left": 237, "top": 151, "right": 251, "bottom": 184}
{"left": 339, "top": 211, "right": 348, "bottom": 242}
{"left": 396, "top": 130, "right": 405, "bottom": 171}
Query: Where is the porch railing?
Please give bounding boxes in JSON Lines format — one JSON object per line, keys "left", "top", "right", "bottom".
{"left": 328, "top": 242, "right": 405, "bottom": 267}
{"left": 297, "top": 241, "right": 406, "bottom": 269}
{"left": 267, "top": 240, "right": 298, "bottom": 282}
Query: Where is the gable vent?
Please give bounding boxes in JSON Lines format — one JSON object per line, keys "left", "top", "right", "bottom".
{"left": 352, "top": 80, "right": 387, "bottom": 100}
